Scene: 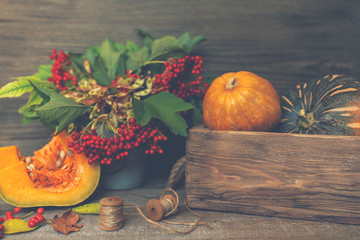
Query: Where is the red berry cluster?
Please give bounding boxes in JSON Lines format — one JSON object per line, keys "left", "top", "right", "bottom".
{"left": 0, "top": 207, "right": 22, "bottom": 223}
{"left": 48, "top": 49, "right": 75, "bottom": 90}
{"left": 153, "top": 55, "right": 207, "bottom": 101}
{"left": 0, "top": 207, "right": 45, "bottom": 238}
{"left": 68, "top": 118, "right": 168, "bottom": 165}
{"left": 28, "top": 208, "right": 45, "bottom": 228}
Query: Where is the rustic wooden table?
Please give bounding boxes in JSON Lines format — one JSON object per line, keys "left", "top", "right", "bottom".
{"left": 2, "top": 0, "right": 360, "bottom": 239}
{"left": 1, "top": 184, "right": 360, "bottom": 240}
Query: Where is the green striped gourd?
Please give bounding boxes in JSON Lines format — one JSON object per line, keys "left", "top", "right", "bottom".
{"left": 276, "top": 75, "right": 360, "bottom": 135}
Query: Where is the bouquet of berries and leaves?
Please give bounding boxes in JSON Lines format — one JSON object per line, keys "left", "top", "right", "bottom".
{"left": 0, "top": 30, "right": 208, "bottom": 166}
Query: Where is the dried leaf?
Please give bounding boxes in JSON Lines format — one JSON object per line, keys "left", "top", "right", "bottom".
{"left": 50, "top": 209, "right": 83, "bottom": 235}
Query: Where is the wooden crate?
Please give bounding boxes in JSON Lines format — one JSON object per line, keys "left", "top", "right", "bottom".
{"left": 185, "top": 125, "right": 360, "bottom": 224}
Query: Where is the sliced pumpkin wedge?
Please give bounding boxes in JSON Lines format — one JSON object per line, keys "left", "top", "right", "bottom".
{"left": 0, "top": 131, "right": 100, "bottom": 207}
{"left": 0, "top": 145, "right": 23, "bottom": 171}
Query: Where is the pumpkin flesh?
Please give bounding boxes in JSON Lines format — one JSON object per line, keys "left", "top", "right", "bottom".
{"left": 0, "top": 131, "right": 100, "bottom": 207}
{"left": 0, "top": 146, "right": 23, "bottom": 171}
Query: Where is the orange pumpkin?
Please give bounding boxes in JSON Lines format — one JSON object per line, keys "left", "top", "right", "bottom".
{"left": 202, "top": 71, "right": 281, "bottom": 131}
{"left": 0, "top": 131, "right": 100, "bottom": 207}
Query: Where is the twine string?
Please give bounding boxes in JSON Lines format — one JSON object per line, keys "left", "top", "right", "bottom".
{"left": 99, "top": 204, "right": 124, "bottom": 229}
{"left": 162, "top": 199, "right": 213, "bottom": 230}
{"left": 124, "top": 188, "right": 213, "bottom": 234}
{"left": 160, "top": 188, "right": 179, "bottom": 217}
{"left": 99, "top": 188, "right": 212, "bottom": 234}
{"left": 160, "top": 197, "right": 176, "bottom": 217}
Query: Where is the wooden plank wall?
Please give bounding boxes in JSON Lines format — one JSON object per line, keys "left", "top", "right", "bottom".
{"left": 1, "top": 0, "right": 360, "bottom": 156}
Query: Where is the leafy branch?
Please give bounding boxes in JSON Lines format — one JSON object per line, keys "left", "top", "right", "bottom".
{"left": 0, "top": 30, "right": 206, "bottom": 137}
{"left": 76, "top": 30, "right": 206, "bottom": 83}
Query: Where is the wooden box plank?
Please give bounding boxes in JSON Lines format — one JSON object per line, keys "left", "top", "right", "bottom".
{"left": 185, "top": 125, "right": 360, "bottom": 224}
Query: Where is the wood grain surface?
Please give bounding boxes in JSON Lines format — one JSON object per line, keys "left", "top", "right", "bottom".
{"left": 2, "top": 0, "right": 360, "bottom": 153}
{"left": 1, "top": 186, "right": 360, "bottom": 240}
{"left": 1, "top": 0, "right": 360, "bottom": 238}
{"left": 185, "top": 125, "right": 360, "bottom": 224}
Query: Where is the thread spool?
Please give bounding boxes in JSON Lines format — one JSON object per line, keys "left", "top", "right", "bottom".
{"left": 99, "top": 197, "right": 124, "bottom": 231}
{"left": 145, "top": 189, "right": 179, "bottom": 221}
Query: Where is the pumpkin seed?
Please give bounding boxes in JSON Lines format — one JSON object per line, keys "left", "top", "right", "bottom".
{"left": 29, "top": 163, "right": 35, "bottom": 171}
{"left": 67, "top": 149, "right": 74, "bottom": 158}
{"left": 26, "top": 164, "right": 34, "bottom": 171}
{"left": 25, "top": 157, "right": 32, "bottom": 165}
{"left": 59, "top": 150, "right": 66, "bottom": 160}
{"left": 55, "top": 160, "right": 63, "bottom": 168}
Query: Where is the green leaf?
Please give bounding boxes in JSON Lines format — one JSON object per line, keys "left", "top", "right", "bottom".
{"left": 117, "top": 54, "right": 127, "bottom": 76}
{"left": 135, "top": 29, "right": 155, "bottom": 41}
{"left": 3, "top": 219, "right": 38, "bottom": 234}
{"left": 178, "top": 32, "right": 192, "bottom": 53}
{"left": 114, "top": 42, "right": 126, "bottom": 52}
{"left": 86, "top": 39, "right": 127, "bottom": 84}
{"left": 92, "top": 56, "right": 112, "bottom": 86}
{"left": 0, "top": 78, "right": 32, "bottom": 98}
{"left": 85, "top": 46, "right": 100, "bottom": 68}
{"left": 69, "top": 52, "right": 86, "bottom": 73}
{"left": 148, "top": 36, "right": 184, "bottom": 61}
{"left": 187, "top": 98, "right": 204, "bottom": 127}
{"left": 0, "top": 76, "right": 47, "bottom": 98}
{"left": 33, "top": 64, "right": 52, "bottom": 81}
{"left": 132, "top": 92, "right": 193, "bottom": 137}
{"left": 100, "top": 38, "right": 123, "bottom": 81}
{"left": 18, "top": 91, "right": 43, "bottom": 121}
{"left": 73, "top": 203, "right": 100, "bottom": 215}
{"left": 178, "top": 32, "right": 206, "bottom": 54}
{"left": 3, "top": 77, "right": 55, "bottom": 125}
{"left": 30, "top": 80, "right": 91, "bottom": 134}
{"left": 22, "top": 116, "right": 38, "bottom": 125}
{"left": 189, "top": 35, "right": 206, "bottom": 52}
{"left": 136, "top": 29, "right": 155, "bottom": 50}
{"left": 142, "top": 37, "right": 154, "bottom": 51}
{"left": 126, "top": 47, "right": 150, "bottom": 71}
{"left": 126, "top": 40, "right": 139, "bottom": 52}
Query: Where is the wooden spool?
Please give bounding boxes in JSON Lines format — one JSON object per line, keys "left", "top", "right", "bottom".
{"left": 99, "top": 197, "right": 124, "bottom": 231}
{"left": 145, "top": 194, "right": 178, "bottom": 221}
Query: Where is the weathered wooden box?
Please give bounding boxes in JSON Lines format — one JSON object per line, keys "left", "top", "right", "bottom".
{"left": 185, "top": 125, "right": 360, "bottom": 224}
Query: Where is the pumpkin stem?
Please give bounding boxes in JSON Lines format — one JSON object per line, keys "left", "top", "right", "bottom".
{"left": 297, "top": 109, "right": 315, "bottom": 129}
{"left": 225, "top": 77, "right": 238, "bottom": 90}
